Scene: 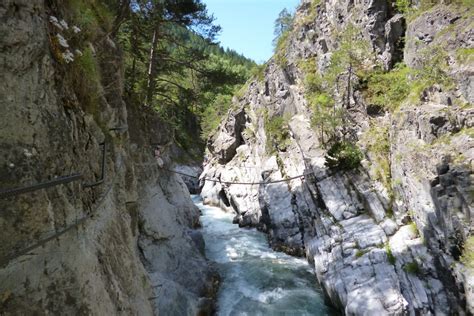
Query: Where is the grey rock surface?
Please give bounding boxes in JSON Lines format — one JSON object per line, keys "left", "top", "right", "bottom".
{"left": 0, "top": 1, "right": 217, "bottom": 314}
{"left": 175, "top": 164, "right": 203, "bottom": 194}
{"left": 201, "top": 1, "right": 473, "bottom": 314}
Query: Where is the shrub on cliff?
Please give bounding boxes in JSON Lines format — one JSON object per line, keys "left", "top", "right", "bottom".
{"left": 301, "top": 24, "right": 374, "bottom": 145}
{"left": 274, "top": 30, "right": 291, "bottom": 67}
{"left": 361, "top": 63, "right": 410, "bottom": 111}
{"left": 264, "top": 114, "right": 291, "bottom": 154}
{"left": 325, "top": 141, "right": 363, "bottom": 170}
{"left": 200, "top": 94, "right": 232, "bottom": 140}
{"left": 360, "top": 122, "right": 392, "bottom": 189}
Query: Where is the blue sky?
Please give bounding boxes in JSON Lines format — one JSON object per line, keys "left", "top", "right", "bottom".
{"left": 203, "top": 0, "right": 301, "bottom": 63}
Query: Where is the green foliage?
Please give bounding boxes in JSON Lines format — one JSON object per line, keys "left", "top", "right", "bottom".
{"left": 113, "top": 0, "right": 257, "bottom": 155}
{"left": 76, "top": 47, "right": 99, "bottom": 83}
{"left": 325, "top": 141, "right": 363, "bottom": 170}
{"left": 404, "top": 261, "right": 421, "bottom": 274}
{"left": 385, "top": 243, "right": 396, "bottom": 265}
{"left": 395, "top": 45, "right": 452, "bottom": 104}
{"left": 328, "top": 24, "right": 374, "bottom": 85}
{"left": 234, "top": 82, "right": 250, "bottom": 99}
{"left": 362, "top": 122, "right": 391, "bottom": 189}
{"left": 456, "top": 48, "right": 474, "bottom": 64}
{"left": 200, "top": 94, "right": 232, "bottom": 140}
{"left": 274, "top": 30, "right": 291, "bottom": 67}
{"left": 393, "top": 0, "right": 437, "bottom": 21}
{"left": 301, "top": 25, "right": 374, "bottom": 144}
{"left": 413, "top": 45, "right": 452, "bottom": 91}
{"left": 309, "top": 93, "right": 340, "bottom": 142}
{"left": 66, "top": 0, "right": 113, "bottom": 40}
{"left": 461, "top": 236, "right": 474, "bottom": 269}
{"left": 71, "top": 46, "right": 101, "bottom": 110}
{"left": 460, "top": 127, "right": 474, "bottom": 138}
{"left": 356, "top": 249, "right": 369, "bottom": 258}
{"left": 264, "top": 113, "right": 291, "bottom": 154}
{"left": 386, "top": 206, "right": 394, "bottom": 218}
{"left": 274, "top": 8, "right": 294, "bottom": 45}
{"left": 362, "top": 44, "right": 453, "bottom": 110}
{"left": 305, "top": 0, "right": 321, "bottom": 23}
{"left": 454, "top": 0, "right": 474, "bottom": 6}
{"left": 362, "top": 63, "right": 411, "bottom": 111}
{"left": 118, "top": 6, "right": 255, "bottom": 152}
{"left": 273, "top": 8, "right": 294, "bottom": 67}
{"left": 294, "top": 0, "right": 321, "bottom": 26}
{"left": 409, "top": 221, "right": 420, "bottom": 237}
{"left": 251, "top": 64, "right": 267, "bottom": 82}
{"left": 393, "top": 0, "right": 411, "bottom": 14}
{"left": 300, "top": 58, "right": 339, "bottom": 143}
{"left": 300, "top": 58, "right": 324, "bottom": 93}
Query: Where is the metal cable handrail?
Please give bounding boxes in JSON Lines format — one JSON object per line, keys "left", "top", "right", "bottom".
{"left": 0, "top": 157, "right": 122, "bottom": 267}
{"left": 0, "top": 142, "right": 108, "bottom": 199}
{"left": 0, "top": 174, "right": 83, "bottom": 199}
{"left": 162, "top": 167, "right": 312, "bottom": 185}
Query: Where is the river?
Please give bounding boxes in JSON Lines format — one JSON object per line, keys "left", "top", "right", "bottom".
{"left": 192, "top": 195, "right": 338, "bottom": 316}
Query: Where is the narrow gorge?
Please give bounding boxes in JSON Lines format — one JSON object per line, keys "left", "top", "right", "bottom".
{"left": 0, "top": 0, "right": 473, "bottom": 315}
{"left": 201, "top": 0, "right": 473, "bottom": 314}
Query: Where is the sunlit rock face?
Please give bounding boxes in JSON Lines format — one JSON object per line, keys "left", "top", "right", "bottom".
{"left": 201, "top": 0, "right": 473, "bottom": 314}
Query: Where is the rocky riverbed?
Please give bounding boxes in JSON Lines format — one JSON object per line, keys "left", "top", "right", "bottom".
{"left": 200, "top": 0, "right": 473, "bottom": 314}
{"left": 194, "top": 195, "right": 338, "bottom": 315}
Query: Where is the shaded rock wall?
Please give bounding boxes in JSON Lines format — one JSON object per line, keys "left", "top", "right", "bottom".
{"left": 0, "top": 1, "right": 216, "bottom": 314}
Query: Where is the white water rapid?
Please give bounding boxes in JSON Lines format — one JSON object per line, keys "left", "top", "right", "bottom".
{"left": 192, "top": 195, "right": 338, "bottom": 316}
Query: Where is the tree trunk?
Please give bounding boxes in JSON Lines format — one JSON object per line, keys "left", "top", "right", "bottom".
{"left": 146, "top": 26, "right": 159, "bottom": 106}
{"left": 343, "top": 63, "right": 352, "bottom": 140}
{"left": 129, "top": 23, "right": 138, "bottom": 92}
{"left": 110, "top": 0, "right": 131, "bottom": 37}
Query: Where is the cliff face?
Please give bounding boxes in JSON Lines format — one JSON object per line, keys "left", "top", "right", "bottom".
{"left": 0, "top": 1, "right": 217, "bottom": 314}
{"left": 201, "top": 0, "right": 473, "bottom": 314}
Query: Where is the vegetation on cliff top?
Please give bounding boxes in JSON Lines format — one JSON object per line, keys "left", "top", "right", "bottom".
{"left": 59, "top": 0, "right": 260, "bottom": 158}
{"left": 273, "top": 8, "right": 294, "bottom": 67}
{"left": 58, "top": 0, "right": 256, "bottom": 151}
{"left": 393, "top": 0, "right": 473, "bottom": 21}
{"left": 114, "top": 1, "right": 257, "bottom": 151}
{"left": 299, "top": 24, "right": 372, "bottom": 170}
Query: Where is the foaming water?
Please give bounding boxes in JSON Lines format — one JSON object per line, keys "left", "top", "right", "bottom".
{"left": 192, "top": 195, "right": 338, "bottom": 316}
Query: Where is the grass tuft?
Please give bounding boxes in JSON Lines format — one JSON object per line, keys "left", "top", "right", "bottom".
{"left": 264, "top": 112, "right": 291, "bottom": 154}
{"left": 385, "top": 243, "right": 396, "bottom": 265}
{"left": 461, "top": 236, "right": 474, "bottom": 269}
{"left": 404, "top": 261, "right": 420, "bottom": 274}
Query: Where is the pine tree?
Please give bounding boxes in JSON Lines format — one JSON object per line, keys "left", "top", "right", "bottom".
{"left": 273, "top": 8, "right": 293, "bottom": 46}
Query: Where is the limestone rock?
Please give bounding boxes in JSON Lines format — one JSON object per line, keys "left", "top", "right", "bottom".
{"left": 0, "top": 1, "right": 218, "bottom": 314}
{"left": 201, "top": 1, "right": 473, "bottom": 314}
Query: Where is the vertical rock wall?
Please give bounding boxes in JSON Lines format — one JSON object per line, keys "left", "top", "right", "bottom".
{"left": 201, "top": 0, "right": 473, "bottom": 314}
{"left": 0, "top": 1, "right": 217, "bottom": 314}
